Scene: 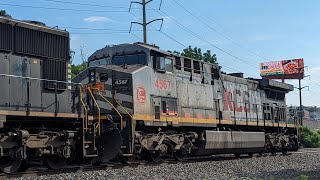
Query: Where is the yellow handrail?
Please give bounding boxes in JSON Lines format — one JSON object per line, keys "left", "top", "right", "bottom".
{"left": 96, "top": 91, "right": 123, "bottom": 130}
{"left": 79, "top": 85, "right": 88, "bottom": 132}
{"left": 115, "top": 97, "right": 135, "bottom": 152}
{"left": 87, "top": 88, "right": 101, "bottom": 135}
{"left": 115, "top": 99, "right": 133, "bottom": 119}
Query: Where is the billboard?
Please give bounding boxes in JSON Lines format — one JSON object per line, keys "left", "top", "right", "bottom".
{"left": 260, "top": 58, "right": 304, "bottom": 79}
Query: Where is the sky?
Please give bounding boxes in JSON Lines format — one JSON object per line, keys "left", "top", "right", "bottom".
{"left": 2, "top": 0, "right": 320, "bottom": 107}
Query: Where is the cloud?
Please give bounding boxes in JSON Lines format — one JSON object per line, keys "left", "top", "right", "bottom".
{"left": 83, "top": 16, "right": 113, "bottom": 22}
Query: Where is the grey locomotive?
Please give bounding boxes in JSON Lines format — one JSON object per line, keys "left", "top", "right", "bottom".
{"left": 74, "top": 42, "right": 299, "bottom": 163}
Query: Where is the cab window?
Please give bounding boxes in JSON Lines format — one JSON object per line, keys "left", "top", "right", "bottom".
{"left": 156, "top": 57, "right": 173, "bottom": 73}
{"left": 113, "top": 54, "right": 146, "bottom": 65}
{"left": 89, "top": 57, "right": 111, "bottom": 67}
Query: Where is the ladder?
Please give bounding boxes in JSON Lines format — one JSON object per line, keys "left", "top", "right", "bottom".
{"left": 79, "top": 85, "right": 100, "bottom": 157}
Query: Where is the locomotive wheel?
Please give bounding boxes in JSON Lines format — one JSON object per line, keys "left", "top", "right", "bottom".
{"left": 147, "top": 144, "right": 168, "bottom": 163}
{"left": 174, "top": 150, "right": 188, "bottom": 161}
{"left": 44, "top": 155, "right": 67, "bottom": 170}
{"left": 247, "top": 153, "right": 254, "bottom": 157}
{"left": 0, "top": 156, "right": 23, "bottom": 174}
{"left": 281, "top": 143, "right": 288, "bottom": 155}
{"left": 270, "top": 147, "right": 277, "bottom": 155}
{"left": 147, "top": 151, "right": 162, "bottom": 163}
{"left": 234, "top": 153, "right": 241, "bottom": 158}
{"left": 117, "top": 154, "right": 136, "bottom": 164}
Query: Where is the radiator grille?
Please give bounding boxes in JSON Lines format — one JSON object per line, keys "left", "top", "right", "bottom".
{"left": 43, "top": 59, "right": 67, "bottom": 90}
{"left": 0, "top": 22, "right": 12, "bottom": 51}
{"left": 15, "top": 26, "right": 69, "bottom": 60}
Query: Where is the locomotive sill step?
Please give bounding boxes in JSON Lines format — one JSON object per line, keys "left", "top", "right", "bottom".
{"left": 84, "top": 154, "right": 98, "bottom": 158}
{"left": 84, "top": 141, "right": 93, "bottom": 144}
{"left": 122, "top": 154, "right": 133, "bottom": 157}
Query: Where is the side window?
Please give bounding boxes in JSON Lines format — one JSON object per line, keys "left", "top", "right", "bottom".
{"left": 155, "top": 57, "right": 173, "bottom": 73}
{"left": 162, "top": 100, "right": 167, "bottom": 113}
{"left": 165, "top": 58, "right": 173, "bottom": 72}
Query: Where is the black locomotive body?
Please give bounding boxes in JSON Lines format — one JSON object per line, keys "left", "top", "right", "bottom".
{"left": 0, "top": 16, "right": 79, "bottom": 173}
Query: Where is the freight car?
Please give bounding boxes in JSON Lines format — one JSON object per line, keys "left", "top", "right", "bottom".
{"left": 74, "top": 42, "right": 299, "bottom": 163}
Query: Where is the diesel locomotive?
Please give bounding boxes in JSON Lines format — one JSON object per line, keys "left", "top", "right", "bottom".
{"left": 0, "top": 16, "right": 299, "bottom": 174}
{"left": 74, "top": 42, "right": 299, "bottom": 163}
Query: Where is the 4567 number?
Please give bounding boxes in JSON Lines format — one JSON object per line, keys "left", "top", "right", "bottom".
{"left": 155, "top": 79, "right": 171, "bottom": 90}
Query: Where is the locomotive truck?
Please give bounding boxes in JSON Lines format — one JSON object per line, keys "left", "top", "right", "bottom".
{"left": 0, "top": 16, "right": 299, "bottom": 174}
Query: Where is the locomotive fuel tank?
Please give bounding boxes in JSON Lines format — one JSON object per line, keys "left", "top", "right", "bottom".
{"left": 192, "top": 131, "right": 265, "bottom": 155}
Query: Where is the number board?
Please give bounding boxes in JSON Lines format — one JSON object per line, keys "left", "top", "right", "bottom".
{"left": 155, "top": 79, "right": 171, "bottom": 91}
{"left": 113, "top": 79, "right": 129, "bottom": 86}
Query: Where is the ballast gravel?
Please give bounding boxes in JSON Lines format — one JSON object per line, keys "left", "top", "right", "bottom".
{"left": 12, "top": 148, "right": 320, "bottom": 180}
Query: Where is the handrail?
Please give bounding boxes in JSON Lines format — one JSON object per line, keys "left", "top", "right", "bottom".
{"left": 114, "top": 96, "right": 135, "bottom": 154}
{"left": 115, "top": 99, "right": 133, "bottom": 119}
{"left": 79, "top": 85, "right": 88, "bottom": 131}
{"left": 87, "top": 88, "right": 101, "bottom": 135}
{"left": 95, "top": 90, "right": 123, "bottom": 130}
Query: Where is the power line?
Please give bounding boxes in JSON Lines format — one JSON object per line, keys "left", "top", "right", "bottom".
{"left": 0, "top": 3, "right": 128, "bottom": 13}
{"left": 71, "top": 32, "right": 130, "bottom": 35}
{"left": 130, "top": 11, "right": 258, "bottom": 78}
{"left": 147, "top": 4, "right": 259, "bottom": 69}
{"left": 42, "top": 0, "right": 128, "bottom": 9}
{"left": 172, "top": 0, "right": 269, "bottom": 62}
{"left": 59, "top": 26, "right": 158, "bottom": 32}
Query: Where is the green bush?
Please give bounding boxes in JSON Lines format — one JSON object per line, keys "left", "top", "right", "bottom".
{"left": 298, "top": 174, "right": 309, "bottom": 180}
{"left": 300, "top": 126, "right": 320, "bottom": 148}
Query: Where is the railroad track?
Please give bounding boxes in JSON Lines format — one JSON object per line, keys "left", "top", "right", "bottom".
{"left": 2, "top": 149, "right": 319, "bottom": 179}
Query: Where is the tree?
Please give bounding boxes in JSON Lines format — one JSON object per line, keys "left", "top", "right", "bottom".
{"left": 0, "top": 10, "right": 12, "bottom": 18}
{"left": 300, "top": 126, "right": 320, "bottom": 148}
{"left": 70, "top": 45, "right": 88, "bottom": 78}
{"left": 181, "top": 46, "right": 203, "bottom": 60}
{"left": 71, "top": 62, "right": 87, "bottom": 78}
{"left": 203, "top": 50, "right": 217, "bottom": 63}
{"left": 173, "top": 45, "right": 218, "bottom": 64}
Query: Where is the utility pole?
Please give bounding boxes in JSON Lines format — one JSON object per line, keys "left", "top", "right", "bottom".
{"left": 296, "top": 61, "right": 308, "bottom": 127}
{"left": 129, "top": 0, "right": 163, "bottom": 43}
{"left": 294, "top": 60, "right": 307, "bottom": 143}
{"left": 298, "top": 72, "right": 303, "bottom": 126}
{"left": 142, "top": 0, "right": 147, "bottom": 43}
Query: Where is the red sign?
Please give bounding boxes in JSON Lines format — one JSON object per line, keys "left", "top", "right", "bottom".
{"left": 137, "top": 86, "right": 146, "bottom": 104}
{"left": 260, "top": 58, "right": 304, "bottom": 79}
{"left": 155, "top": 79, "right": 171, "bottom": 90}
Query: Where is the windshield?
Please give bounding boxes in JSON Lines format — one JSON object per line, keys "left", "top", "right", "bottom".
{"left": 88, "top": 57, "right": 111, "bottom": 67}
{"left": 113, "top": 54, "right": 146, "bottom": 65}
